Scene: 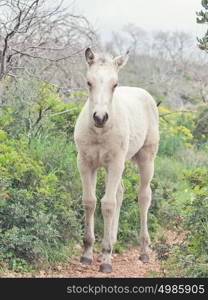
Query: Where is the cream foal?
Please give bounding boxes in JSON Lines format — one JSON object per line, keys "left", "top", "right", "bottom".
{"left": 74, "top": 48, "right": 159, "bottom": 273}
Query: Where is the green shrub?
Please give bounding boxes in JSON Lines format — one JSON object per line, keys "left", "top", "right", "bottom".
{"left": 0, "top": 78, "right": 83, "bottom": 141}
{"left": 0, "top": 133, "right": 81, "bottom": 269}
{"left": 158, "top": 106, "right": 194, "bottom": 156}
{"left": 193, "top": 104, "right": 208, "bottom": 147}
{"left": 162, "top": 168, "right": 208, "bottom": 278}
{"left": 182, "top": 168, "right": 208, "bottom": 257}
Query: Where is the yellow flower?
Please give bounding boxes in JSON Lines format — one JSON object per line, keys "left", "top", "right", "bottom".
{"left": 159, "top": 106, "right": 171, "bottom": 115}
{"left": 174, "top": 126, "right": 193, "bottom": 140}
{"left": 185, "top": 143, "right": 192, "bottom": 148}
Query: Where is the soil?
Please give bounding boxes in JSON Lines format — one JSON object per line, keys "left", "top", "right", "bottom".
{"left": 3, "top": 246, "right": 164, "bottom": 278}
{"left": 2, "top": 230, "right": 186, "bottom": 278}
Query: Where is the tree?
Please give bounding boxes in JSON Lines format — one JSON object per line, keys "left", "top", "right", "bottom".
{"left": 0, "top": 0, "right": 96, "bottom": 91}
{"left": 196, "top": 0, "right": 208, "bottom": 52}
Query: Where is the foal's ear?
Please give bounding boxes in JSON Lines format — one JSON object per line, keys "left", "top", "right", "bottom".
{"left": 114, "top": 50, "right": 130, "bottom": 69}
{"left": 85, "top": 47, "right": 95, "bottom": 65}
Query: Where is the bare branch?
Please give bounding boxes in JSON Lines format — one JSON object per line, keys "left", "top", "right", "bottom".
{"left": 45, "top": 108, "right": 77, "bottom": 118}
{"left": 0, "top": 0, "right": 97, "bottom": 88}
{"left": 159, "top": 110, "right": 195, "bottom": 118}
{"left": 11, "top": 47, "right": 86, "bottom": 62}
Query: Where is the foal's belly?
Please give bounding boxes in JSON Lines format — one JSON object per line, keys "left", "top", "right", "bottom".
{"left": 125, "top": 129, "right": 146, "bottom": 160}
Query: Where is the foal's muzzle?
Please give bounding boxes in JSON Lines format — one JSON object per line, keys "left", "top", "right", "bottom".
{"left": 93, "top": 112, "right": 109, "bottom": 128}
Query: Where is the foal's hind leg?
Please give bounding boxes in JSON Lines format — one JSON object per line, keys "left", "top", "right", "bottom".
{"left": 136, "top": 144, "right": 157, "bottom": 263}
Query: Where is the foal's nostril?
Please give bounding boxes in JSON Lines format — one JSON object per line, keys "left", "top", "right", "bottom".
{"left": 104, "top": 113, "right": 108, "bottom": 122}
{"left": 93, "top": 112, "right": 99, "bottom": 122}
{"left": 93, "top": 112, "right": 102, "bottom": 124}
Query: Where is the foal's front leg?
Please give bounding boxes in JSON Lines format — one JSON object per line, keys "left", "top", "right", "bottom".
{"left": 100, "top": 159, "right": 124, "bottom": 273}
{"left": 77, "top": 155, "right": 97, "bottom": 265}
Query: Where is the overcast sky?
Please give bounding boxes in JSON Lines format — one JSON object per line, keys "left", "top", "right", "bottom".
{"left": 74, "top": 0, "right": 205, "bottom": 41}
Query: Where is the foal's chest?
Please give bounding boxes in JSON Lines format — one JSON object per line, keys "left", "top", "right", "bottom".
{"left": 82, "top": 134, "right": 126, "bottom": 168}
{"left": 86, "top": 146, "right": 114, "bottom": 168}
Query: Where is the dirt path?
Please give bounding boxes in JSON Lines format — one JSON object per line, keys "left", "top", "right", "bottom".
{"left": 34, "top": 247, "right": 163, "bottom": 278}
{"left": 2, "top": 247, "right": 163, "bottom": 278}
{"left": 3, "top": 231, "right": 185, "bottom": 278}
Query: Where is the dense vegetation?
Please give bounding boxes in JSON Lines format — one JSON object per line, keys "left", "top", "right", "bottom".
{"left": 0, "top": 0, "right": 208, "bottom": 278}
{"left": 0, "top": 76, "right": 208, "bottom": 277}
{"left": 0, "top": 81, "right": 84, "bottom": 272}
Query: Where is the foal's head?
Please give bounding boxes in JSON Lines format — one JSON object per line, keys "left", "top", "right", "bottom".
{"left": 85, "top": 48, "right": 129, "bottom": 128}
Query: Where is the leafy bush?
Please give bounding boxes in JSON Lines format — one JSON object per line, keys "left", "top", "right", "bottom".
{"left": 158, "top": 106, "right": 194, "bottom": 156}
{"left": 0, "top": 79, "right": 85, "bottom": 271}
{"left": 193, "top": 104, "right": 208, "bottom": 147}
{"left": 183, "top": 168, "right": 208, "bottom": 258}
{"left": 161, "top": 168, "right": 208, "bottom": 277}
{"left": 0, "top": 133, "right": 81, "bottom": 270}
{"left": 0, "top": 78, "right": 84, "bottom": 141}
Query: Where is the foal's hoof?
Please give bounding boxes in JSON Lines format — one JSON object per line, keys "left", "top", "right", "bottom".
{"left": 99, "top": 263, "right": 112, "bottom": 273}
{"left": 80, "top": 256, "right": 92, "bottom": 265}
{"left": 139, "top": 254, "right": 149, "bottom": 263}
{"left": 97, "top": 254, "right": 102, "bottom": 263}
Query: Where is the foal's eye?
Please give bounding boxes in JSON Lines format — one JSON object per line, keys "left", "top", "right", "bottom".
{"left": 87, "top": 81, "right": 92, "bottom": 88}
{"left": 113, "top": 83, "right": 118, "bottom": 89}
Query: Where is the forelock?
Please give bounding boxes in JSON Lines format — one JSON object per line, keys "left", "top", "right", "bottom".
{"left": 96, "top": 52, "right": 113, "bottom": 65}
